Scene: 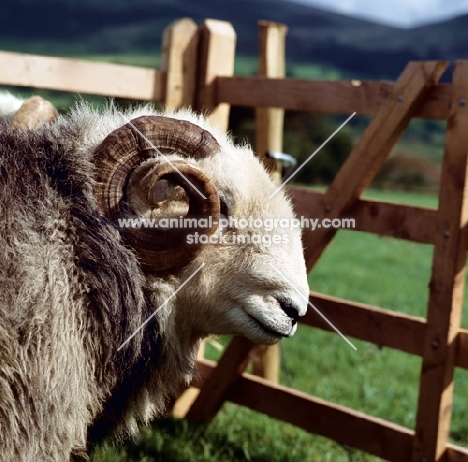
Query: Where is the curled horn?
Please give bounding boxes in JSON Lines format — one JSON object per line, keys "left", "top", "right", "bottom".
{"left": 11, "top": 96, "right": 58, "bottom": 130}
{"left": 93, "top": 115, "right": 221, "bottom": 272}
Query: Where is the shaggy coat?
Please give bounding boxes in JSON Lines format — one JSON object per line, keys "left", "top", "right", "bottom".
{"left": 0, "top": 104, "right": 309, "bottom": 460}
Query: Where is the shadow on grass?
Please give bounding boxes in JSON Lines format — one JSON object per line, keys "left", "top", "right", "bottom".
{"left": 91, "top": 416, "right": 270, "bottom": 462}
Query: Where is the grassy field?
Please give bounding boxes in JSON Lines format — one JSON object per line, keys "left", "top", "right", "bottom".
{"left": 91, "top": 188, "right": 468, "bottom": 461}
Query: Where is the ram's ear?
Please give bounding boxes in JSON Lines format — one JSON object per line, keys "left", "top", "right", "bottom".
{"left": 127, "top": 159, "right": 191, "bottom": 220}
{"left": 148, "top": 178, "right": 176, "bottom": 204}
{"left": 11, "top": 96, "right": 58, "bottom": 130}
{"left": 148, "top": 180, "right": 189, "bottom": 219}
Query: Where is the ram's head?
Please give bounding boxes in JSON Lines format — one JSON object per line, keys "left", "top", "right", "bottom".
{"left": 93, "top": 113, "right": 309, "bottom": 345}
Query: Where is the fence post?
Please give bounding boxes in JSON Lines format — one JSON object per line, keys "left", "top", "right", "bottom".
{"left": 165, "top": 18, "right": 204, "bottom": 418}
{"left": 173, "top": 19, "right": 235, "bottom": 417}
{"left": 255, "top": 20, "right": 287, "bottom": 184}
{"left": 161, "top": 18, "right": 199, "bottom": 109}
{"left": 195, "top": 19, "right": 236, "bottom": 131}
{"left": 250, "top": 21, "right": 287, "bottom": 384}
{"left": 172, "top": 342, "right": 205, "bottom": 417}
{"left": 412, "top": 61, "right": 468, "bottom": 462}
{"left": 186, "top": 336, "right": 255, "bottom": 422}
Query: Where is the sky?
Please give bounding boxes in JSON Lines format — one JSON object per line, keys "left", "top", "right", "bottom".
{"left": 295, "top": 0, "right": 468, "bottom": 27}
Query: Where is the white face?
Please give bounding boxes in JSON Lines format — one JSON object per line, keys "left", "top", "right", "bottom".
{"left": 135, "top": 124, "right": 310, "bottom": 345}
{"left": 175, "top": 149, "right": 310, "bottom": 345}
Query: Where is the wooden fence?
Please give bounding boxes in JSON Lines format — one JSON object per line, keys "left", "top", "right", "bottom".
{"left": 1, "top": 16, "right": 468, "bottom": 462}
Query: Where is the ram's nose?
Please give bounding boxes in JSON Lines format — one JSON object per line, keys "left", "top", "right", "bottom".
{"left": 278, "top": 299, "right": 301, "bottom": 326}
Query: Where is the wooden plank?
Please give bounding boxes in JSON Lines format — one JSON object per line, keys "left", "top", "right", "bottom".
{"left": 0, "top": 50, "right": 162, "bottom": 100}
{"left": 288, "top": 186, "right": 438, "bottom": 245}
{"left": 346, "top": 196, "right": 437, "bottom": 244}
{"left": 185, "top": 336, "right": 254, "bottom": 422}
{"left": 413, "top": 61, "right": 468, "bottom": 461}
{"left": 220, "top": 76, "right": 391, "bottom": 114}
{"left": 423, "top": 84, "right": 452, "bottom": 120}
{"left": 172, "top": 387, "right": 200, "bottom": 418}
{"left": 303, "top": 293, "right": 468, "bottom": 372}
{"left": 455, "top": 329, "right": 468, "bottom": 369}
{"left": 249, "top": 344, "right": 280, "bottom": 383}
{"left": 195, "top": 19, "right": 236, "bottom": 132}
{"left": 304, "top": 291, "right": 427, "bottom": 357}
{"left": 255, "top": 21, "right": 287, "bottom": 184}
{"left": 250, "top": 21, "right": 287, "bottom": 383}
{"left": 300, "top": 61, "right": 448, "bottom": 272}
{"left": 160, "top": 18, "right": 198, "bottom": 109}
{"left": 217, "top": 76, "right": 452, "bottom": 120}
{"left": 443, "top": 445, "right": 468, "bottom": 462}
{"left": 309, "top": 294, "right": 468, "bottom": 376}
{"left": 172, "top": 339, "right": 205, "bottom": 418}
{"left": 305, "top": 293, "right": 468, "bottom": 372}
{"left": 195, "top": 359, "right": 414, "bottom": 462}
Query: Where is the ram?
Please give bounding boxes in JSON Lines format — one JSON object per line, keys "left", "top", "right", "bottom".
{"left": 0, "top": 98, "right": 309, "bottom": 460}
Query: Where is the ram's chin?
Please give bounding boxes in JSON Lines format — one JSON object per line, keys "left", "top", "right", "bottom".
{"left": 248, "top": 326, "right": 282, "bottom": 345}
{"left": 238, "top": 310, "right": 295, "bottom": 346}
{"left": 242, "top": 328, "right": 283, "bottom": 346}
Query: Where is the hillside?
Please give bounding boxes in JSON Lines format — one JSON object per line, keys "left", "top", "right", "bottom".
{"left": 1, "top": 0, "right": 468, "bottom": 80}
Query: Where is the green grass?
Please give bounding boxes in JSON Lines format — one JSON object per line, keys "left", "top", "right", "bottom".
{"left": 361, "top": 188, "right": 438, "bottom": 208}
{"left": 92, "top": 407, "right": 361, "bottom": 462}
{"left": 91, "top": 188, "right": 468, "bottom": 461}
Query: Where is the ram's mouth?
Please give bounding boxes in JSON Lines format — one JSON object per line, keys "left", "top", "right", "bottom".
{"left": 243, "top": 309, "right": 290, "bottom": 338}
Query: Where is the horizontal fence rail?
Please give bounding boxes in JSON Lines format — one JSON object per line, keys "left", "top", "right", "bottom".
{"left": 301, "top": 291, "right": 468, "bottom": 371}
{"left": 217, "top": 76, "right": 452, "bottom": 119}
{"left": 0, "top": 50, "right": 163, "bottom": 100}
{"left": 287, "top": 186, "right": 439, "bottom": 245}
